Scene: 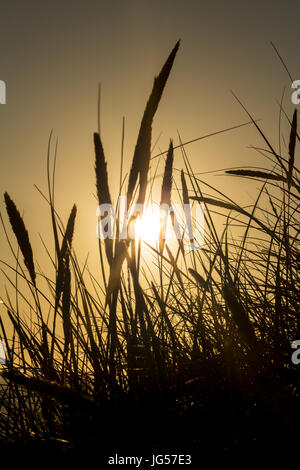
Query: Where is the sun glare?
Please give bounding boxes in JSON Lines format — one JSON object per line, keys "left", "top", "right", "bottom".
{"left": 135, "top": 206, "right": 161, "bottom": 245}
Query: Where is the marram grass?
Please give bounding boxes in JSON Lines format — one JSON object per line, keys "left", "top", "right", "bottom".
{"left": 0, "top": 42, "right": 299, "bottom": 462}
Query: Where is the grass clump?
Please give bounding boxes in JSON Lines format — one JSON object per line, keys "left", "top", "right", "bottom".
{"left": 0, "top": 41, "right": 299, "bottom": 463}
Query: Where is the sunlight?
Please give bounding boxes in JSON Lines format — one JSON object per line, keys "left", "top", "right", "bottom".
{"left": 135, "top": 205, "right": 161, "bottom": 245}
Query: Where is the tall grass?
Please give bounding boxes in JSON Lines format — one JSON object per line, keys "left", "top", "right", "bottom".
{"left": 0, "top": 41, "right": 299, "bottom": 460}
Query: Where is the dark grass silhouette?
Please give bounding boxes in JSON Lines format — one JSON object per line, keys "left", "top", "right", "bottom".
{"left": 0, "top": 41, "right": 300, "bottom": 464}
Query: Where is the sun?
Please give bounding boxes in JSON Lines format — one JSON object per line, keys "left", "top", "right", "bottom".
{"left": 135, "top": 205, "right": 161, "bottom": 245}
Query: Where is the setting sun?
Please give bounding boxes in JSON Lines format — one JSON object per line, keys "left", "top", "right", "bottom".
{"left": 135, "top": 205, "right": 161, "bottom": 245}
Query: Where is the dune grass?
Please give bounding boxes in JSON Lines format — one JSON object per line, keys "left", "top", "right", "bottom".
{"left": 0, "top": 41, "right": 299, "bottom": 461}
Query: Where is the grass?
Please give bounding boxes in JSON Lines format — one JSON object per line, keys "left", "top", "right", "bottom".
{"left": 0, "top": 41, "right": 300, "bottom": 463}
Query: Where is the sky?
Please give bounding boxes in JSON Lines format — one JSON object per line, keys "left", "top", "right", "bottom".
{"left": 0, "top": 0, "right": 299, "bottom": 304}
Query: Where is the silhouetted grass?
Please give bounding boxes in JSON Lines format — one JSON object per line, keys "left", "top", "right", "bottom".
{"left": 0, "top": 41, "right": 299, "bottom": 464}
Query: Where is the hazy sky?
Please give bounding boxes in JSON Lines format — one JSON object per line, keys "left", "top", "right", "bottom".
{"left": 0, "top": 0, "right": 299, "bottom": 299}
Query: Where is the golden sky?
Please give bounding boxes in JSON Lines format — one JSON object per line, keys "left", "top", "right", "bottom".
{"left": 0, "top": 0, "right": 299, "bottom": 303}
